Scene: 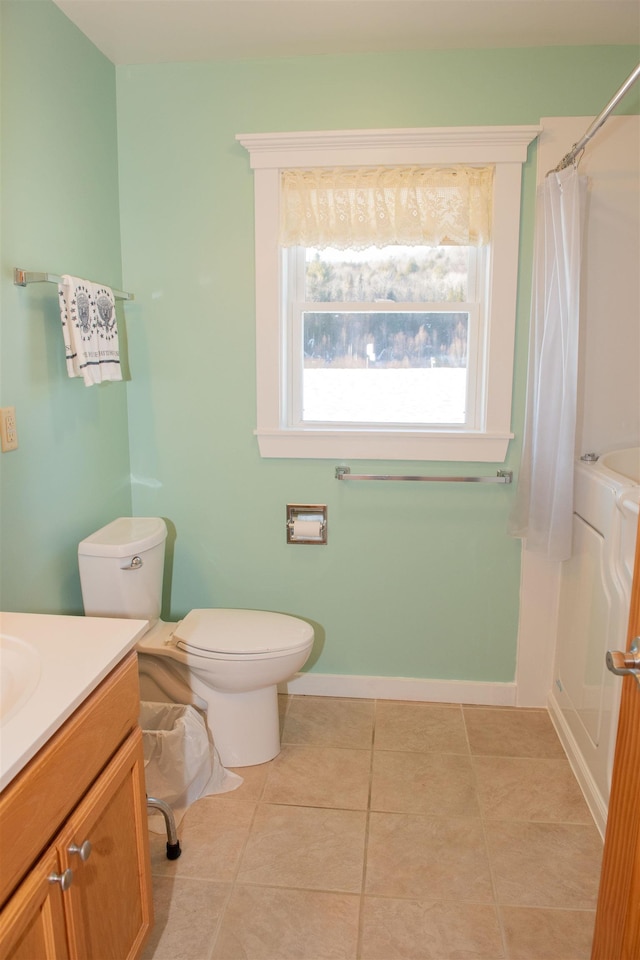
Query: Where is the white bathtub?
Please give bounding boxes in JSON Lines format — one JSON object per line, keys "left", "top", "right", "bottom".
{"left": 549, "top": 447, "right": 640, "bottom": 836}
{"left": 599, "top": 447, "right": 640, "bottom": 484}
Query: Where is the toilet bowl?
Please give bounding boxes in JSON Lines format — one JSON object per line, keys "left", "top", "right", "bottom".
{"left": 78, "top": 518, "right": 314, "bottom": 766}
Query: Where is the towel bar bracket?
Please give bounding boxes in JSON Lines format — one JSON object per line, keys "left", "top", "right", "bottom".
{"left": 335, "top": 466, "right": 513, "bottom": 484}
{"left": 14, "top": 267, "right": 134, "bottom": 302}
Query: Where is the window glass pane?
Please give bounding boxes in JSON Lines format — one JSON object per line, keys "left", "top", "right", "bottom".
{"left": 304, "top": 245, "right": 469, "bottom": 303}
{"left": 302, "top": 311, "right": 469, "bottom": 424}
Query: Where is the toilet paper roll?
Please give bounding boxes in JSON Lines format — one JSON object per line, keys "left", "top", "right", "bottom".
{"left": 292, "top": 519, "right": 323, "bottom": 539}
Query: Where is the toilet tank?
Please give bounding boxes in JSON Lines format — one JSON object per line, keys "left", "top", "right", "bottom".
{"left": 78, "top": 517, "right": 167, "bottom": 621}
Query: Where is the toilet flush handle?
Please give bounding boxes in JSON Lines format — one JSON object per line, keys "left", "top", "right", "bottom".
{"left": 123, "top": 555, "right": 143, "bottom": 570}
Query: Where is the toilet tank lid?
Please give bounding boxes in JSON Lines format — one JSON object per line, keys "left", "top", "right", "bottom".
{"left": 78, "top": 517, "right": 167, "bottom": 558}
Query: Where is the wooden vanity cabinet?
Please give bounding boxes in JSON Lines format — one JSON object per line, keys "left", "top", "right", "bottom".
{"left": 0, "top": 848, "right": 69, "bottom": 960}
{"left": 0, "top": 653, "right": 153, "bottom": 960}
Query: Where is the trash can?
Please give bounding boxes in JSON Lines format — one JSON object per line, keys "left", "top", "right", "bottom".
{"left": 140, "top": 701, "right": 214, "bottom": 814}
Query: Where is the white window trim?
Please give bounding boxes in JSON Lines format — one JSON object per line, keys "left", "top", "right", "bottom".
{"left": 237, "top": 125, "right": 540, "bottom": 461}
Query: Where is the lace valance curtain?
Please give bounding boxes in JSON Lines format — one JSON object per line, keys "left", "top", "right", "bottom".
{"left": 280, "top": 165, "right": 494, "bottom": 249}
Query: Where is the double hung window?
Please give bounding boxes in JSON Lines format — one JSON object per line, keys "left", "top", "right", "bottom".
{"left": 238, "top": 126, "right": 539, "bottom": 461}
{"left": 285, "top": 242, "right": 483, "bottom": 430}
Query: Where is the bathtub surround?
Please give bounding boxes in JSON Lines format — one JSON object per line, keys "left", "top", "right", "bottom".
{"left": 2, "top": 1, "right": 639, "bottom": 706}
{"left": 515, "top": 117, "right": 640, "bottom": 829}
{"left": 548, "top": 452, "right": 640, "bottom": 835}
{"left": 510, "top": 68, "right": 640, "bottom": 565}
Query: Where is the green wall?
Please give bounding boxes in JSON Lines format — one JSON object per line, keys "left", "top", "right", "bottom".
{"left": 115, "top": 47, "right": 638, "bottom": 683}
{"left": 1, "top": 0, "right": 638, "bottom": 685}
{"left": 0, "top": 1, "right": 132, "bottom": 613}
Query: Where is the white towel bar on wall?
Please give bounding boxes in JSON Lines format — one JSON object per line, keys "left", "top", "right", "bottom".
{"left": 14, "top": 268, "right": 134, "bottom": 302}
{"left": 335, "top": 466, "right": 513, "bottom": 483}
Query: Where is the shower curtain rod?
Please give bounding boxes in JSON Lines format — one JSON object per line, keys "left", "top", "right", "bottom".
{"left": 552, "top": 63, "right": 640, "bottom": 173}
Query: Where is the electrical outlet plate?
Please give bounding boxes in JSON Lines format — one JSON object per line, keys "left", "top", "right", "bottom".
{"left": 0, "top": 406, "right": 18, "bottom": 452}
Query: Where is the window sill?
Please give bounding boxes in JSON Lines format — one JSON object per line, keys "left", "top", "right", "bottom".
{"left": 255, "top": 428, "right": 513, "bottom": 462}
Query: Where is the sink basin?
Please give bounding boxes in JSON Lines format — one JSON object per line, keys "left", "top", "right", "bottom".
{"left": 0, "top": 612, "right": 149, "bottom": 791}
{"left": 0, "top": 633, "right": 41, "bottom": 725}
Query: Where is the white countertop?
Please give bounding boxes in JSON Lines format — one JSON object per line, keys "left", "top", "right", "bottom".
{"left": 0, "top": 612, "right": 148, "bottom": 792}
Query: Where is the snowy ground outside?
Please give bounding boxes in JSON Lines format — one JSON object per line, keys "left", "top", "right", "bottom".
{"left": 302, "top": 368, "right": 467, "bottom": 424}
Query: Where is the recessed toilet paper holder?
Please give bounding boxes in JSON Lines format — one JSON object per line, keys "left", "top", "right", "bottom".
{"left": 286, "top": 504, "right": 327, "bottom": 544}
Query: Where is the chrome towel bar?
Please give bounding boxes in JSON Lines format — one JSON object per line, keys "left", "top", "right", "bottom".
{"left": 14, "top": 268, "right": 134, "bottom": 302}
{"left": 335, "top": 466, "right": 512, "bottom": 483}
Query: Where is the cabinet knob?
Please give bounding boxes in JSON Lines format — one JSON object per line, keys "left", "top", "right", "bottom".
{"left": 68, "top": 840, "right": 92, "bottom": 862}
{"left": 49, "top": 868, "right": 73, "bottom": 891}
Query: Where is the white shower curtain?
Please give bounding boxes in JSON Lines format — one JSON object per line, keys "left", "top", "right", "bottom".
{"left": 509, "top": 165, "right": 586, "bottom": 561}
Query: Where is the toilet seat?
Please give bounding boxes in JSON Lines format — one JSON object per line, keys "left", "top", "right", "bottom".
{"left": 172, "top": 608, "right": 314, "bottom": 658}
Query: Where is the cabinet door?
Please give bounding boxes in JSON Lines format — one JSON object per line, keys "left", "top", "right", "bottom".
{"left": 0, "top": 847, "right": 69, "bottom": 960}
{"left": 58, "top": 729, "right": 153, "bottom": 960}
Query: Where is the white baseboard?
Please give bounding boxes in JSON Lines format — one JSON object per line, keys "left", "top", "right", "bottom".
{"left": 278, "top": 672, "right": 517, "bottom": 706}
{"left": 547, "top": 691, "right": 608, "bottom": 838}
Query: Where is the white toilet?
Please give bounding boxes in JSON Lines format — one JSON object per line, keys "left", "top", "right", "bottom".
{"left": 78, "top": 517, "right": 314, "bottom": 766}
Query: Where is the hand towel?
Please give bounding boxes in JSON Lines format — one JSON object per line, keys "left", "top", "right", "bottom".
{"left": 58, "top": 276, "right": 122, "bottom": 386}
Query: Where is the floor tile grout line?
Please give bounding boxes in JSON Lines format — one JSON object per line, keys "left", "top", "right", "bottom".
{"left": 205, "top": 764, "right": 269, "bottom": 960}
{"left": 355, "top": 702, "right": 379, "bottom": 960}
{"left": 205, "top": 881, "right": 236, "bottom": 960}
{"left": 220, "top": 877, "right": 511, "bottom": 905}
{"left": 466, "top": 712, "right": 510, "bottom": 960}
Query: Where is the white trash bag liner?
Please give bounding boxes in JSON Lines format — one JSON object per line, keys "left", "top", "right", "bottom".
{"left": 141, "top": 701, "right": 242, "bottom": 831}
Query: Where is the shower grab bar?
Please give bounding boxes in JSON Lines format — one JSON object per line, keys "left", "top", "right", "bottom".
{"left": 14, "top": 268, "right": 134, "bottom": 301}
{"left": 335, "top": 466, "right": 512, "bottom": 483}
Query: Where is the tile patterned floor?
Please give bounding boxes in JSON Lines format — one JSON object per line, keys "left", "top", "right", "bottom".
{"left": 142, "top": 697, "right": 603, "bottom": 960}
